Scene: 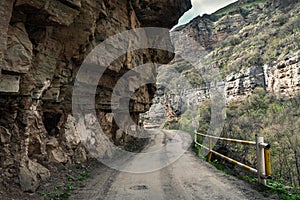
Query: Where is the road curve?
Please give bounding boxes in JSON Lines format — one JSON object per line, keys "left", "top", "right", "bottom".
{"left": 71, "top": 129, "right": 274, "bottom": 200}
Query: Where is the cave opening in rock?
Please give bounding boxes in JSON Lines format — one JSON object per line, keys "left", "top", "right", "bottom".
{"left": 43, "top": 112, "right": 62, "bottom": 136}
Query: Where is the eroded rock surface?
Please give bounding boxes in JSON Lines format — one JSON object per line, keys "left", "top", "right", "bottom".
{"left": 144, "top": 0, "right": 300, "bottom": 125}
{"left": 0, "top": 0, "right": 191, "bottom": 192}
{"left": 146, "top": 52, "right": 300, "bottom": 126}
{"left": 265, "top": 52, "right": 300, "bottom": 97}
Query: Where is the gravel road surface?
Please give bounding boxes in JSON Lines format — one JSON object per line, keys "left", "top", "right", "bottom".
{"left": 71, "top": 129, "right": 274, "bottom": 200}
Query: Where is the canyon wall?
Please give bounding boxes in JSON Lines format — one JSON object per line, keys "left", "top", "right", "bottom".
{"left": 226, "top": 50, "right": 299, "bottom": 101}
{"left": 145, "top": 0, "right": 300, "bottom": 125}
{"left": 145, "top": 51, "right": 299, "bottom": 125}
{"left": 0, "top": 0, "right": 191, "bottom": 192}
{"left": 265, "top": 52, "right": 300, "bottom": 97}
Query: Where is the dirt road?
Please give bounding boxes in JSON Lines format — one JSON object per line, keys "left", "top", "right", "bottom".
{"left": 71, "top": 129, "right": 274, "bottom": 200}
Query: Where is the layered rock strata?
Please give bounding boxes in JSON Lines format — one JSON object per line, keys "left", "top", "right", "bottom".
{"left": 145, "top": 51, "right": 300, "bottom": 124}
{"left": 0, "top": 0, "right": 191, "bottom": 192}
{"left": 146, "top": 0, "right": 300, "bottom": 125}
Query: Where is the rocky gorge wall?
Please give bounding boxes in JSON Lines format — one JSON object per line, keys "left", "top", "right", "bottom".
{"left": 265, "top": 52, "right": 300, "bottom": 97}
{"left": 226, "top": 51, "right": 300, "bottom": 101}
{"left": 145, "top": 51, "right": 300, "bottom": 125}
{"left": 0, "top": 0, "right": 191, "bottom": 192}
{"left": 144, "top": 0, "right": 300, "bottom": 125}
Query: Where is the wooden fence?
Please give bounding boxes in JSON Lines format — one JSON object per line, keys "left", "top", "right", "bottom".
{"left": 194, "top": 131, "right": 272, "bottom": 185}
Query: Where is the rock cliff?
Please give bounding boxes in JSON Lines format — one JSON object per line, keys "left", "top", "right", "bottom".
{"left": 145, "top": 0, "right": 300, "bottom": 126}
{"left": 174, "top": 0, "right": 300, "bottom": 73}
{"left": 265, "top": 52, "right": 300, "bottom": 97}
{"left": 0, "top": 0, "right": 191, "bottom": 192}
{"left": 144, "top": 51, "right": 299, "bottom": 126}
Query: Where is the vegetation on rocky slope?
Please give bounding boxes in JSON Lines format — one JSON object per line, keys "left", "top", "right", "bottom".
{"left": 173, "top": 0, "right": 300, "bottom": 84}
{"left": 211, "top": 0, "right": 300, "bottom": 76}
{"left": 161, "top": 0, "right": 300, "bottom": 196}
{"left": 194, "top": 88, "right": 300, "bottom": 196}
{"left": 193, "top": 88, "right": 300, "bottom": 197}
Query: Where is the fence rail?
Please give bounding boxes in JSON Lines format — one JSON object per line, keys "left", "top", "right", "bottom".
{"left": 196, "top": 133, "right": 257, "bottom": 146}
{"left": 194, "top": 131, "right": 272, "bottom": 186}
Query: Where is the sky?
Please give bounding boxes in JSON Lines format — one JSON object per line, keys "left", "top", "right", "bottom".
{"left": 176, "top": 0, "right": 238, "bottom": 27}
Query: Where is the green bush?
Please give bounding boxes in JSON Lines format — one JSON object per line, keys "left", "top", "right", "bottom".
{"left": 195, "top": 88, "right": 300, "bottom": 189}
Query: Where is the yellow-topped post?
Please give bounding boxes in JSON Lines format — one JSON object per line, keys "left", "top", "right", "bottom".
{"left": 264, "top": 148, "right": 272, "bottom": 178}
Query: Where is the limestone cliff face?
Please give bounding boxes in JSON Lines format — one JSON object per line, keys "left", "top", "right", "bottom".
{"left": 0, "top": 0, "right": 191, "bottom": 192}
{"left": 173, "top": 2, "right": 248, "bottom": 50}
{"left": 145, "top": 0, "right": 300, "bottom": 125}
{"left": 145, "top": 52, "right": 300, "bottom": 126}
{"left": 265, "top": 52, "right": 300, "bottom": 97}
{"left": 225, "top": 51, "right": 300, "bottom": 101}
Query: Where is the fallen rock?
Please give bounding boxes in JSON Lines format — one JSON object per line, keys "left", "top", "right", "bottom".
{"left": 28, "top": 159, "right": 50, "bottom": 181}
{"left": 19, "top": 159, "right": 50, "bottom": 192}
{"left": 49, "top": 148, "right": 68, "bottom": 164}
{"left": 19, "top": 166, "right": 38, "bottom": 193}
{"left": 74, "top": 144, "right": 87, "bottom": 164}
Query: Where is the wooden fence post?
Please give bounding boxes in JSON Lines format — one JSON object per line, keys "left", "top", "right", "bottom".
{"left": 194, "top": 131, "right": 200, "bottom": 156}
{"left": 264, "top": 148, "right": 272, "bottom": 178}
{"left": 206, "top": 137, "right": 213, "bottom": 162}
{"left": 256, "top": 135, "right": 266, "bottom": 185}
{"left": 194, "top": 131, "right": 197, "bottom": 148}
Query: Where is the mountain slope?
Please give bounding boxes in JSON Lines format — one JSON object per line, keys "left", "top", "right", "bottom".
{"left": 173, "top": 0, "right": 300, "bottom": 76}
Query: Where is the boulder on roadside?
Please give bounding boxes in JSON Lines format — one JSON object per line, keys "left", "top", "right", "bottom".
{"left": 19, "top": 159, "right": 50, "bottom": 192}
